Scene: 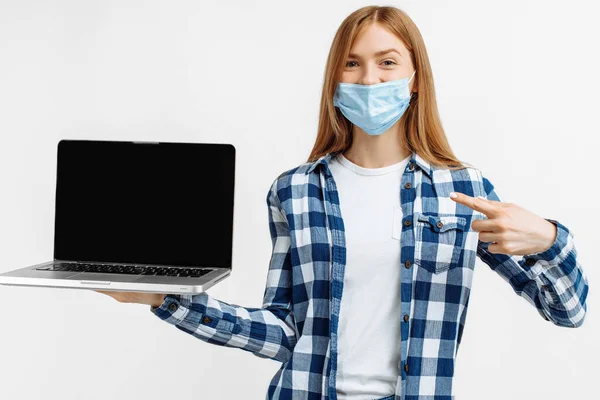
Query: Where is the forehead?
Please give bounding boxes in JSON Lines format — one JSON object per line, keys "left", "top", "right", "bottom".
{"left": 349, "top": 23, "right": 408, "bottom": 56}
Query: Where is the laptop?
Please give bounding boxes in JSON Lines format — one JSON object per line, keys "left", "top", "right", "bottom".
{"left": 0, "top": 139, "right": 235, "bottom": 295}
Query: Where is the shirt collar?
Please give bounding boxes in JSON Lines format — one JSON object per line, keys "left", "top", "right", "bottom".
{"left": 305, "top": 149, "right": 432, "bottom": 179}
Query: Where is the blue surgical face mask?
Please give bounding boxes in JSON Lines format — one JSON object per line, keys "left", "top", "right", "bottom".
{"left": 333, "top": 70, "right": 416, "bottom": 136}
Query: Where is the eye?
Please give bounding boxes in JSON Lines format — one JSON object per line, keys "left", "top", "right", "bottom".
{"left": 345, "top": 60, "right": 397, "bottom": 68}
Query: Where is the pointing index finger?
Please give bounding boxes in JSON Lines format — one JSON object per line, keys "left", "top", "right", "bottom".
{"left": 449, "top": 191, "right": 499, "bottom": 218}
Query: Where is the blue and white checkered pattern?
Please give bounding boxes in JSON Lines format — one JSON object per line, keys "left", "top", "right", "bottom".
{"left": 151, "top": 150, "right": 588, "bottom": 400}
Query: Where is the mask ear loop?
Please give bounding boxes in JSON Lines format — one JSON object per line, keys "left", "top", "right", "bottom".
{"left": 408, "top": 70, "right": 417, "bottom": 99}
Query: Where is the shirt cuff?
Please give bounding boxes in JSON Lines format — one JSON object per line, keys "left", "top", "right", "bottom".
{"left": 150, "top": 294, "right": 194, "bottom": 325}
{"left": 150, "top": 292, "right": 242, "bottom": 337}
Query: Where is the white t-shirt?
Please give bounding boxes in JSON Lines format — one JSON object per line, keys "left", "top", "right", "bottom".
{"left": 329, "top": 152, "right": 410, "bottom": 399}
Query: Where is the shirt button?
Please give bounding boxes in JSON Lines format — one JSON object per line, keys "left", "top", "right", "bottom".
{"left": 404, "top": 182, "right": 412, "bottom": 189}
{"left": 404, "top": 363, "right": 409, "bottom": 373}
{"left": 404, "top": 219, "right": 411, "bottom": 227}
{"left": 168, "top": 303, "right": 178, "bottom": 312}
{"left": 408, "top": 163, "right": 415, "bottom": 171}
{"left": 436, "top": 221, "right": 444, "bottom": 228}
{"left": 403, "top": 314, "right": 409, "bottom": 322}
{"left": 525, "top": 258, "right": 536, "bottom": 267}
{"left": 404, "top": 260, "right": 412, "bottom": 269}
{"left": 202, "top": 316, "right": 212, "bottom": 324}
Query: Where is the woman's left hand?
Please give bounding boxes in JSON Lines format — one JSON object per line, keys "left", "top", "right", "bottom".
{"left": 449, "top": 191, "right": 557, "bottom": 256}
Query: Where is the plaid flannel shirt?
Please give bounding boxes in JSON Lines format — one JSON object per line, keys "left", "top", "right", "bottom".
{"left": 151, "top": 150, "right": 588, "bottom": 400}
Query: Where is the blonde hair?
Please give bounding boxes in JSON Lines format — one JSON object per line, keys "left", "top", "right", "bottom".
{"left": 307, "top": 5, "right": 472, "bottom": 170}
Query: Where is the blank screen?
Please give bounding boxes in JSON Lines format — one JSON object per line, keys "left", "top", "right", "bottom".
{"left": 53, "top": 140, "right": 235, "bottom": 269}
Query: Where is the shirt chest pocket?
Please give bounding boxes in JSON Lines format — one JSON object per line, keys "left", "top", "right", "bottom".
{"left": 413, "top": 212, "right": 468, "bottom": 274}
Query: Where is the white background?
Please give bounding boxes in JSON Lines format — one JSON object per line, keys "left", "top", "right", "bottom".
{"left": 0, "top": 1, "right": 598, "bottom": 399}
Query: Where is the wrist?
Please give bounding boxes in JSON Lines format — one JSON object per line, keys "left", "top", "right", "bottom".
{"left": 541, "top": 220, "right": 558, "bottom": 252}
{"left": 151, "top": 294, "right": 166, "bottom": 308}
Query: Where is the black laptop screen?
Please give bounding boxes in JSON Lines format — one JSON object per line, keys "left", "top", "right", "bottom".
{"left": 53, "top": 140, "right": 235, "bottom": 269}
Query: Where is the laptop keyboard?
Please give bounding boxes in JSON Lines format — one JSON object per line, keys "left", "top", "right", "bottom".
{"left": 36, "top": 262, "right": 212, "bottom": 277}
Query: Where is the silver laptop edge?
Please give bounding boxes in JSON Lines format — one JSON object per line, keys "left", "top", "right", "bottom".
{"left": 0, "top": 259, "right": 231, "bottom": 294}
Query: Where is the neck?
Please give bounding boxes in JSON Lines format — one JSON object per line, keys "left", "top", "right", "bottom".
{"left": 342, "top": 122, "right": 411, "bottom": 168}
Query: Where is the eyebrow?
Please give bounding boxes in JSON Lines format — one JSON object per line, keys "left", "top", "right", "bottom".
{"left": 348, "top": 48, "right": 402, "bottom": 59}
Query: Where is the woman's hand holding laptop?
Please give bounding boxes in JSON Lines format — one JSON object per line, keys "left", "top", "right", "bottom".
{"left": 95, "top": 290, "right": 166, "bottom": 307}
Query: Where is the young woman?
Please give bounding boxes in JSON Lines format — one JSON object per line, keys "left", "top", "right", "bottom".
{"left": 97, "top": 5, "right": 588, "bottom": 400}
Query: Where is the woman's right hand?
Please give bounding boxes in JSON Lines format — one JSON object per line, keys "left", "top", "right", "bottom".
{"left": 95, "top": 290, "right": 166, "bottom": 307}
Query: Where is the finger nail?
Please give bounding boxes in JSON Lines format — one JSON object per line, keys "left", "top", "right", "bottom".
{"left": 449, "top": 192, "right": 457, "bottom": 198}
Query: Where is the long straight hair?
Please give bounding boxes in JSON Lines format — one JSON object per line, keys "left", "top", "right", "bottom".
{"left": 307, "top": 5, "right": 472, "bottom": 170}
